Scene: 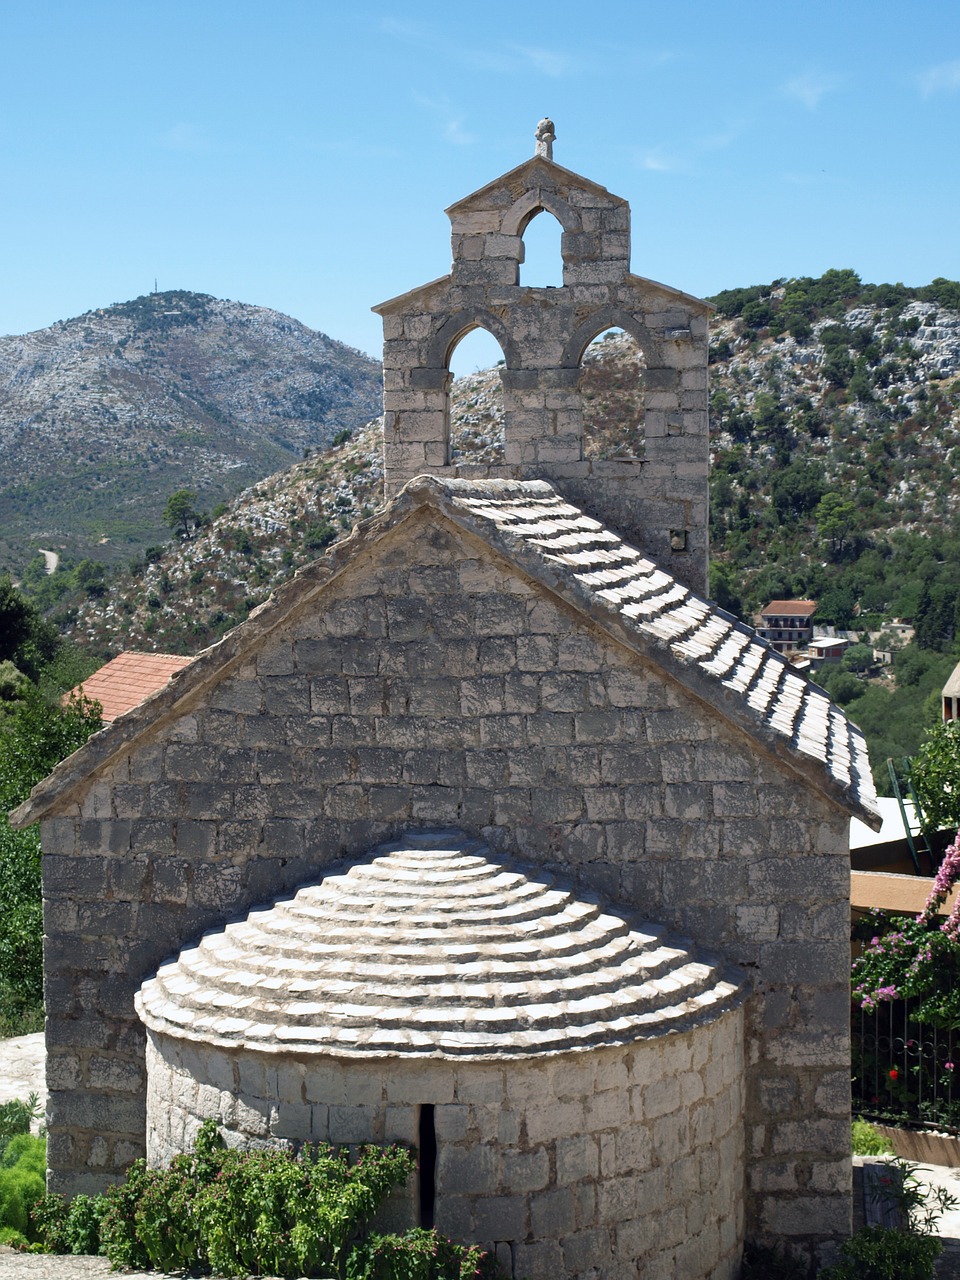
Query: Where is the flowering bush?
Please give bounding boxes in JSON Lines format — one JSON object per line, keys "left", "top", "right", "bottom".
{"left": 853, "top": 832, "right": 960, "bottom": 1027}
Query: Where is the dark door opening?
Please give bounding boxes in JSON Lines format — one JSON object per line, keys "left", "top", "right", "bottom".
{"left": 418, "top": 1104, "right": 437, "bottom": 1227}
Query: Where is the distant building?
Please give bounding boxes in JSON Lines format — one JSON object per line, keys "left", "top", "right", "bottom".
{"left": 944, "top": 659, "right": 960, "bottom": 722}
{"left": 809, "top": 636, "right": 852, "bottom": 665}
{"left": 756, "top": 600, "right": 817, "bottom": 653}
{"left": 68, "top": 651, "right": 192, "bottom": 723}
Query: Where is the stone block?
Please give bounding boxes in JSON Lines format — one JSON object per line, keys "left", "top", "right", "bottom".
{"left": 531, "top": 1184, "right": 576, "bottom": 1239}
{"left": 385, "top": 1066, "right": 456, "bottom": 1105}
{"left": 473, "top": 1187, "right": 527, "bottom": 1239}
{"left": 562, "top": 1226, "right": 614, "bottom": 1274}
{"left": 503, "top": 1147, "right": 549, "bottom": 1193}
{"left": 434, "top": 1104, "right": 470, "bottom": 1142}
{"left": 328, "top": 1105, "right": 376, "bottom": 1144}
{"left": 557, "top": 1132, "right": 599, "bottom": 1182}
{"left": 511, "top": 1239, "right": 563, "bottom": 1280}
{"left": 438, "top": 1143, "right": 499, "bottom": 1196}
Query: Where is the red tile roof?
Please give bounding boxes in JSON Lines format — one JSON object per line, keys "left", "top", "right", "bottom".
{"left": 69, "top": 652, "right": 192, "bottom": 722}
{"left": 761, "top": 600, "right": 818, "bottom": 618}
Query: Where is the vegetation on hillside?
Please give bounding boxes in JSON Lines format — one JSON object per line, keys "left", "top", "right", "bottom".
{"left": 0, "top": 580, "right": 102, "bottom": 1034}
{"left": 0, "top": 291, "right": 382, "bottom": 573}
{"left": 10, "top": 270, "right": 960, "bottom": 794}
{"left": 705, "top": 270, "right": 960, "bottom": 787}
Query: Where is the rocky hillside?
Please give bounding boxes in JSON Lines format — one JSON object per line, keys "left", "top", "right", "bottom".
{"left": 706, "top": 273, "right": 960, "bottom": 614}
{"left": 0, "top": 291, "right": 381, "bottom": 572}
{"left": 61, "top": 271, "right": 960, "bottom": 660}
{"left": 55, "top": 270, "right": 960, "bottom": 792}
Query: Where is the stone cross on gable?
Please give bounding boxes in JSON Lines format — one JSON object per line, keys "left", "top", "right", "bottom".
{"left": 535, "top": 117, "right": 555, "bottom": 160}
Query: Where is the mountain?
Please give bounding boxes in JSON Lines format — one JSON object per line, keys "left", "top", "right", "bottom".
{"left": 0, "top": 290, "right": 382, "bottom": 572}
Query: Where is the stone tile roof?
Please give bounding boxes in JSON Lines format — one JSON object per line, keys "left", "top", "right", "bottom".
{"left": 68, "top": 652, "right": 192, "bottom": 723}
{"left": 136, "top": 830, "right": 745, "bottom": 1058}
{"left": 11, "top": 475, "right": 880, "bottom": 828}
{"left": 424, "top": 478, "right": 879, "bottom": 824}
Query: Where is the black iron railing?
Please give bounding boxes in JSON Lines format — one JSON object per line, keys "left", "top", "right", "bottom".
{"left": 853, "top": 999, "right": 960, "bottom": 1133}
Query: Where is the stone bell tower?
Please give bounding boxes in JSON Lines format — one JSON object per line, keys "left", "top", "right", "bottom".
{"left": 373, "top": 121, "right": 710, "bottom": 593}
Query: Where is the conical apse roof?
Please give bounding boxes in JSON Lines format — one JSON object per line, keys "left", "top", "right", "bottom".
{"left": 136, "top": 830, "right": 745, "bottom": 1058}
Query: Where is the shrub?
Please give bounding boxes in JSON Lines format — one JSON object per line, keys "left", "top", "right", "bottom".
{"left": 820, "top": 1224, "right": 941, "bottom": 1279}
{"left": 33, "top": 1121, "right": 502, "bottom": 1277}
{"left": 347, "top": 1227, "right": 489, "bottom": 1279}
{"left": 97, "top": 1120, "right": 417, "bottom": 1276}
{"left": 0, "top": 1096, "right": 41, "bottom": 1161}
{"left": 303, "top": 520, "right": 337, "bottom": 551}
{"left": 0, "top": 1132, "right": 46, "bottom": 1241}
{"left": 852, "top": 1119, "right": 893, "bottom": 1156}
{"left": 31, "top": 1192, "right": 105, "bottom": 1256}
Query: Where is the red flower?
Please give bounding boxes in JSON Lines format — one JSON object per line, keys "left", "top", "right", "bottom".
{"left": 889, "top": 1068, "right": 899, "bottom": 1081}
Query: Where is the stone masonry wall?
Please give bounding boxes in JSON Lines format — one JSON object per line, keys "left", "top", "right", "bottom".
{"left": 41, "top": 510, "right": 851, "bottom": 1263}
{"left": 144, "top": 1009, "right": 745, "bottom": 1280}
{"left": 374, "top": 157, "right": 710, "bottom": 593}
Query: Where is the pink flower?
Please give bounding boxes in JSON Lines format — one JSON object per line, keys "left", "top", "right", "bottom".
{"left": 946, "top": 1062, "right": 955, "bottom": 1072}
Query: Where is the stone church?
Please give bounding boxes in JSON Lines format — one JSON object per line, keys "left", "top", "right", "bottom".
{"left": 13, "top": 123, "right": 880, "bottom": 1279}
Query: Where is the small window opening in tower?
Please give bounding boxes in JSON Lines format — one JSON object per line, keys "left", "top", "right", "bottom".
{"left": 448, "top": 327, "right": 505, "bottom": 464}
{"left": 418, "top": 1104, "right": 437, "bottom": 1228}
{"left": 579, "top": 328, "right": 646, "bottom": 460}
{"left": 519, "top": 209, "right": 564, "bottom": 288}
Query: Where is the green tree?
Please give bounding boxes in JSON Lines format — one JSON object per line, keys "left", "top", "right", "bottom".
{"left": 843, "top": 643, "right": 875, "bottom": 673}
{"left": 911, "top": 720, "right": 960, "bottom": 834}
{"left": 0, "top": 578, "right": 58, "bottom": 681}
{"left": 815, "top": 492, "right": 856, "bottom": 557}
{"left": 771, "top": 462, "right": 825, "bottom": 522}
{"left": 163, "top": 489, "right": 201, "bottom": 539}
{"left": 914, "top": 584, "right": 959, "bottom": 652}
{"left": 0, "top": 689, "right": 102, "bottom": 1033}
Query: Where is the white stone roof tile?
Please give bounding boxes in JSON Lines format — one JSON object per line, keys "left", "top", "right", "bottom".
{"left": 136, "top": 832, "right": 746, "bottom": 1059}
{"left": 436, "top": 479, "right": 878, "bottom": 819}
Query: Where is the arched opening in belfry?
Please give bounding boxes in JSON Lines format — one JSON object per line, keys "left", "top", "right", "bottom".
{"left": 448, "top": 326, "right": 506, "bottom": 464}
{"left": 519, "top": 209, "right": 564, "bottom": 288}
{"left": 578, "top": 328, "right": 647, "bottom": 460}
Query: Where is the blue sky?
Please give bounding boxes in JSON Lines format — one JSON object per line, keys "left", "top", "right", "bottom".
{"left": 3, "top": 1, "right": 959, "bottom": 364}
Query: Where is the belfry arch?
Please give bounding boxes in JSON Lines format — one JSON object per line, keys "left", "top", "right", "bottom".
{"left": 373, "top": 120, "right": 711, "bottom": 593}
{"left": 448, "top": 326, "right": 507, "bottom": 465}
{"left": 579, "top": 328, "right": 647, "bottom": 461}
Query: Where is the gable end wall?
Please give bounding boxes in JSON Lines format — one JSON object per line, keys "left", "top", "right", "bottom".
{"left": 41, "top": 513, "right": 850, "bottom": 1260}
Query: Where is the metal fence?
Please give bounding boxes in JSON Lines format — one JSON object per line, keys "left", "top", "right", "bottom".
{"left": 853, "top": 999, "right": 960, "bottom": 1133}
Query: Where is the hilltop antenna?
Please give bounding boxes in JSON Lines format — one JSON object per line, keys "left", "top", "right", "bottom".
{"left": 153, "top": 278, "right": 158, "bottom": 294}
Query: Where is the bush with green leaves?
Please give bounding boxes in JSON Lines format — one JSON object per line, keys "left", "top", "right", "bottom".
{"left": 0, "top": 1095, "right": 41, "bottom": 1162}
{"left": 852, "top": 832, "right": 960, "bottom": 1027}
{"left": 346, "top": 1227, "right": 489, "bottom": 1280}
{"left": 911, "top": 720, "right": 960, "bottom": 834}
{"left": 0, "top": 1132, "right": 46, "bottom": 1248}
{"left": 851, "top": 1119, "right": 892, "bottom": 1157}
{"left": 820, "top": 1157, "right": 957, "bottom": 1280}
{"left": 36, "top": 1119, "right": 494, "bottom": 1278}
{"left": 30, "top": 1191, "right": 105, "bottom": 1257}
{"left": 820, "top": 1225, "right": 942, "bottom": 1280}
{"left": 0, "top": 686, "right": 102, "bottom": 1033}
